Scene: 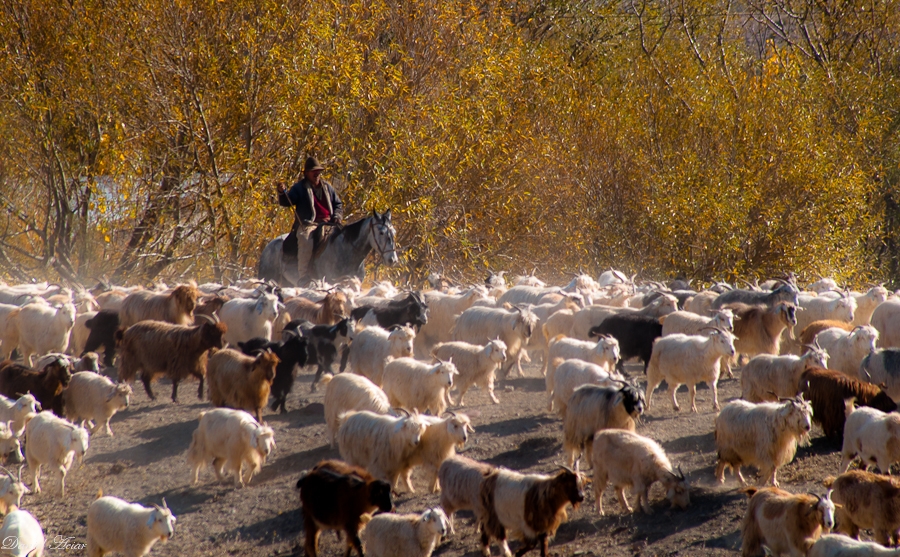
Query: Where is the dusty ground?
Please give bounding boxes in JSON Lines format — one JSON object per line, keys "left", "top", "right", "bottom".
{"left": 21, "top": 359, "right": 852, "bottom": 557}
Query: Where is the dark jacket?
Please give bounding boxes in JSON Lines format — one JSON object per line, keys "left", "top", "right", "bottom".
{"left": 278, "top": 178, "right": 343, "bottom": 228}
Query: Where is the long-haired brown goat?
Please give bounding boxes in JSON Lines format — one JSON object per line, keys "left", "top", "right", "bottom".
{"left": 207, "top": 349, "right": 280, "bottom": 422}
{"left": 116, "top": 318, "right": 227, "bottom": 402}
{"left": 119, "top": 285, "right": 201, "bottom": 330}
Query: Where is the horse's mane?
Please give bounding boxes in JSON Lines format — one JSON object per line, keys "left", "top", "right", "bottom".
{"left": 332, "top": 215, "right": 368, "bottom": 244}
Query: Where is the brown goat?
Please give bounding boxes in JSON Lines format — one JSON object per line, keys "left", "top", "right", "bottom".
{"left": 799, "top": 320, "right": 855, "bottom": 348}
{"left": 479, "top": 467, "right": 586, "bottom": 557}
{"left": 741, "top": 487, "right": 835, "bottom": 557}
{"left": 194, "top": 295, "right": 229, "bottom": 321}
{"left": 825, "top": 470, "right": 900, "bottom": 546}
{"left": 296, "top": 459, "right": 393, "bottom": 557}
{"left": 284, "top": 291, "right": 350, "bottom": 325}
{"left": 725, "top": 302, "right": 797, "bottom": 361}
{"left": 116, "top": 319, "right": 227, "bottom": 402}
{"left": 0, "top": 358, "right": 71, "bottom": 416}
{"left": 800, "top": 367, "right": 897, "bottom": 440}
{"left": 118, "top": 285, "right": 201, "bottom": 329}
{"left": 207, "top": 348, "right": 279, "bottom": 422}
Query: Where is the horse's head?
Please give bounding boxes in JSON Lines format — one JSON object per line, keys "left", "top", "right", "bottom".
{"left": 369, "top": 210, "right": 399, "bottom": 267}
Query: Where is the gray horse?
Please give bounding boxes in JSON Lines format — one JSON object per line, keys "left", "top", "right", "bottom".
{"left": 258, "top": 211, "right": 399, "bottom": 286}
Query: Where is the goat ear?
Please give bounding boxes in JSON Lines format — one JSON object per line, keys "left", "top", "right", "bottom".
{"left": 147, "top": 513, "right": 157, "bottom": 528}
{"left": 255, "top": 299, "right": 264, "bottom": 315}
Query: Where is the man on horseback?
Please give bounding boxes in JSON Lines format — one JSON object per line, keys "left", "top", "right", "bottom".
{"left": 276, "top": 156, "right": 343, "bottom": 282}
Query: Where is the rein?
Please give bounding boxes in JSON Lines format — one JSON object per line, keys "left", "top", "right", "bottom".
{"left": 368, "top": 218, "right": 397, "bottom": 259}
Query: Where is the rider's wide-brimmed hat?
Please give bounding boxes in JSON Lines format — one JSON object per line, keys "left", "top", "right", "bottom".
{"left": 304, "top": 157, "right": 325, "bottom": 172}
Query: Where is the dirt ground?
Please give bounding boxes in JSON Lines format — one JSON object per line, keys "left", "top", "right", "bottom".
{"left": 21, "top": 358, "right": 852, "bottom": 557}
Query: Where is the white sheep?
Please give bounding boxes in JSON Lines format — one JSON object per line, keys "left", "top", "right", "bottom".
{"left": 345, "top": 325, "right": 416, "bottom": 386}
{"left": 12, "top": 302, "right": 76, "bottom": 366}
{"left": 645, "top": 329, "right": 736, "bottom": 413}
{"left": 186, "top": 408, "right": 276, "bottom": 487}
{"left": 0, "top": 394, "right": 41, "bottom": 438}
{"left": 336, "top": 410, "right": 427, "bottom": 490}
{"left": 840, "top": 399, "right": 900, "bottom": 474}
{"left": 852, "top": 286, "right": 891, "bottom": 326}
{"left": 87, "top": 495, "right": 176, "bottom": 557}
{"left": 741, "top": 347, "right": 830, "bottom": 403}
{"left": 382, "top": 358, "right": 458, "bottom": 416}
{"left": 62, "top": 371, "right": 132, "bottom": 437}
{"left": 400, "top": 413, "right": 473, "bottom": 493}
{"left": 431, "top": 340, "right": 507, "bottom": 406}
{"left": 0, "top": 509, "right": 44, "bottom": 557}
{"left": 714, "top": 396, "right": 813, "bottom": 486}
{"left": 24, "top": 411, "right": 89, "bottom": 496}
{"left": 438, "top": 455, "right": 494, "bottom": 534}
{"left": 413, "top": 288, "right": 490, "bottom": 357}
{"left": 545, "top": 334, "right": 620, "bottom": 394}
{"left": 360, "top": 507, "right": 449, "bottom": 557}
{"left": 453, "top": 305, "right": 538, "bottom": 378}
{"left": 549, "top": 359, "right": 624, "bottom": 416}
{"left": 591, "top": 429, "right": 690, "bottom": 515}
{"left": 218, "top": 293, "right": 284, "bottom": 345}
{"left": 320, "top": 372, "right": 391, "bottom": 448}
{"left": 815, "top": 326, "right": 879, "bottom": 378}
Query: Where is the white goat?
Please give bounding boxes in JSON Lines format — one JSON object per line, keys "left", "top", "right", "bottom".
{"left": 795, "top": 293, "right": 857, "bottom": 339}
{"left": 413, "top": 288, "right": 489, "bottom": 357}
{"left": 591, "top": 429, "right": 690, "bottom": 515}
{"left": 346, "top": 325, "right": 416, "bottom": 386}
{"left": 0, "top": 394, "right": 41, "bottom": 438}
{"left": 12, "top": 302, "right": 76, "bottom": 366}
{"left": 872, "top": 300, "right": 900, "bottom": 348}
{"left": 336, "top": 410, "right": 427, "bottom": 491}
{"left": 0, "top": 509, "right": 44, "bottom": 557}
{"left": 549, "top": 359, "right": 624, "bottom": 416}
{"left": 840, "top": 399, "right": 900, "bottom": 474}
{"left": 660, "top": 309, "right": 735, "bottom": 336}
{"left": 24, "top": 411, "right": 89, "bottom": 496}
{"left": 186, "top": 408, "right": 276, "bottom": 487}
{"left": 852, "top": 286, "right": 891, "bottom": 326}
{"left": 382, "top": 358, "right": 458, "bottom": 416}
{"left": 741, "top": 347, "right": 829, "bottom": 403}
{"left": 545, "top": 334, "right": 620, "bottom": 391}
{"left": 0, "top": 465, "right": 29, "bottom": 515}
{"left": 453, "top": 305, "right": 538, "bottom": 378}
{"left": 714, "top": 396, "right": 813, "bottom": 486}
{"left": 360, "top": 507, "right": 449, "bottom": 557}
{"left": 320, "top": 372, "right": 391, "bottom": 448}
{"left": 809, "top": 533, "right": 900, "bottom": 557}
{"left": 815, "top": 326, "right": 879, "bottom": 378}
{"left": 645, "top": 330, "right": 736, "bottom": 413}
{"left": 218, "top": 293, "right": 284, "bottom": 345}
{"left": 87, "top": 496, "right": 176, "bottom": 557}
{"left": 0, "top": 303, "right": 21, "bottom": 360}
{"left": 400, "top": 413, "right": 473, "bottom": 493}
{"left": 431, "top": 340, "right": 507, "bottom": 406}
{"left": 62, "top": 371, "right": 132, "bottom": 437}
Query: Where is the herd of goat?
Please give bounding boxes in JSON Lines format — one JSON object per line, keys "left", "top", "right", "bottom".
{"left": 0, "top": 270, "right": 898, "bottom": 555}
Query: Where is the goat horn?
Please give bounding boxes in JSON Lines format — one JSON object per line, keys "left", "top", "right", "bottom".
{"left": 195, "top": 314, "right": 216, "bottom": 325}
{"left": 0, "top": 466, "right": 14, "bottom": 481}
{"left": 677, "top": 465, "right": 685, "bottom": 480}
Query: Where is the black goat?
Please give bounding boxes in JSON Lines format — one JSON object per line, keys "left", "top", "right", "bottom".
{"left": 349, "top": 291, "right": 428, "bottom": 331}
{"left": 283, "top": 318, "right": 352, "bottom": 391}
{"left": 589, "top": 314, "right": 663, "bottom": 373}
{"left": 82, "top": 309, "right": 119, "bottom": 367}
{"left": 238, "top": 332, "right": 310, "bottom": 413}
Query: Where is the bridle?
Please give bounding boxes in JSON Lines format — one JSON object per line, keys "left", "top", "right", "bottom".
{"left": 368, "top": 217, "right": 397, "bottom": 259}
